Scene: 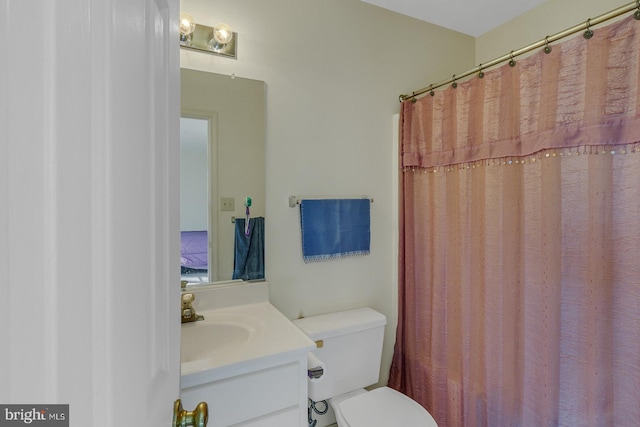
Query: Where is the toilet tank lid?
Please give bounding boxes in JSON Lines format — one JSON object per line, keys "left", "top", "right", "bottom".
{"left": 292, "top": 307, "right": 386, "bottom": 340}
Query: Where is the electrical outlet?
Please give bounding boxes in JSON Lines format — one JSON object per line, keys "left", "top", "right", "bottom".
{"left": 220, "top": 197, "right": 235, "bottom": 211}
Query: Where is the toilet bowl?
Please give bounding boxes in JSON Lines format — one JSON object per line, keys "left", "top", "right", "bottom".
{"left": 293, "top": 308, "right": 438, "bottom": 427}
{"left": 331, "top": 387, "right": 437, "bottom": 427}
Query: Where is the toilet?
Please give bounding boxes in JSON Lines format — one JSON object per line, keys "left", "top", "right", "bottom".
{"left": 293, "top": 308, "right": 438, "bottom": 427}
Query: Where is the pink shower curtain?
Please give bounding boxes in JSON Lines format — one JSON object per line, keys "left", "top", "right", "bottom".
{"left": 389, "top": 16, "right": 640, "bottom": 427}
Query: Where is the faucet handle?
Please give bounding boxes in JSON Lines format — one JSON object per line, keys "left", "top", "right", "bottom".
{"left": 182, "top": 293, "right": 195, "bottom": 305}
{"left": 181, "top": 293, "right": 204, "bottom": 323}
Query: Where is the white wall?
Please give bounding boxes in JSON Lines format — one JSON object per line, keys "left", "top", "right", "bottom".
{"left": 179, "top": 0, "right": 475, "bottom": 397}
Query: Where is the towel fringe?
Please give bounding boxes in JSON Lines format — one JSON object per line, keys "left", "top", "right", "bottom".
{"left": 303, "top": 250, "right": 370, "bottom": 264}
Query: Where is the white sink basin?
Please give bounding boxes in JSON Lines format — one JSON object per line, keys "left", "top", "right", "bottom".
{"left": 179, "top": 301, "right": 315, "bottom": 382}
{"left": 181, "top": 311, "right": 264, "bottom": 365}
{"left": 181, "top": 321, "right": 253, "bottom": 363}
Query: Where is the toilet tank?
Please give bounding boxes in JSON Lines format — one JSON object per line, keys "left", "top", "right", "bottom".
{"left": 293, "top": 308, "right": 387, "bottom": 402}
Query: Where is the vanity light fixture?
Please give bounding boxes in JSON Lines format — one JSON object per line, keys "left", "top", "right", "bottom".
{"left": 179, "top": 13, "right": 237, "bottom": 59}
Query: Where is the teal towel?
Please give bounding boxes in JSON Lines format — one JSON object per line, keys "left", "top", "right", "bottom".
{"left": 300, "top": 199, "right": 370, "bottom": 263}
{"left": 233, "top": 217, "right": 265, "bottom": 280}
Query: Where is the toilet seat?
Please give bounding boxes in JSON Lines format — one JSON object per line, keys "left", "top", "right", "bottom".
{"left": 334, "top": 387, "right": 438, "bottom": 427}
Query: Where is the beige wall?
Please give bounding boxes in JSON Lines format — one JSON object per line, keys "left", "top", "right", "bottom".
{"left": 476, "top": 0, "right": 625, "bottom": 63}
{"left": 179, "top": 0, "right": 474, "bottom": 394}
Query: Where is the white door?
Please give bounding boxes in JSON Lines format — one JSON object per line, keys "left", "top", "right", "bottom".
{"left": 0, "top": 0, "right": 181, "bottom": 425}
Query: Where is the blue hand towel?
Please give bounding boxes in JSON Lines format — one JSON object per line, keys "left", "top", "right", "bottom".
{"left": 233, "top": 217, "right": 265, "bottom": 280}
{"left": 300, "top": 199, "right": 370, "bottom": 263}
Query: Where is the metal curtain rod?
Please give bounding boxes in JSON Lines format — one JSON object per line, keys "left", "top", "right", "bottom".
{"left": 399, "top": 1, "right": 640, "bottom": 102}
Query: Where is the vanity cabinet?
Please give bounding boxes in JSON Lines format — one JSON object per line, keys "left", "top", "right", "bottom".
{"left": 179, "top": 281, "right": 315, "bottom": 426}
{"left": 180, "top": 357, "right": 308, "bottom": 426}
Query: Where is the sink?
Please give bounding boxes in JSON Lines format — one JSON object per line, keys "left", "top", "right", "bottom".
{"left": 181, "top": 321, "right": 253, "bottom": 363}
{"left": 180, "top": 309, "right": 267, "bottom": 369}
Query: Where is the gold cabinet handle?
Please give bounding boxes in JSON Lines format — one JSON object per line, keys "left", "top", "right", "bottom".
{"left": 173, "top": 399, "right": 208, "bottom": 427}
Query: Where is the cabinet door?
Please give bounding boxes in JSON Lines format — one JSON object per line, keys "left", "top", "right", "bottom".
{"left": 181, "top": 362, "right": 301, "bottom": 426}
{"left": 232, "top": 407, "right": 300, "bottom": 427}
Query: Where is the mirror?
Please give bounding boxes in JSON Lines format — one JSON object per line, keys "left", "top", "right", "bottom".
{"left": 180, "top": 68, "right": 266, "bottom": 284}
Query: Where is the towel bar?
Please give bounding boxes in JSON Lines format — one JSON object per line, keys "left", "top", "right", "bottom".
{"left": 288, "top": 195, "right": 373, "bottom": 208}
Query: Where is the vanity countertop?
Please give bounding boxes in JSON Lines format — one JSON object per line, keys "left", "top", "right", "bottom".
{"left": 180, "top": 300, "right": 315, "bottom": 388}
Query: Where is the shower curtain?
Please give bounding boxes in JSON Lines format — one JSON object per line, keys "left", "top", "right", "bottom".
{"left": 389, "top": 16, "right": 640, "bottom": 427}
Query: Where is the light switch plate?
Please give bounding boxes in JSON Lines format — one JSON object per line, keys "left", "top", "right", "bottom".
{"left": 220, "top": 197, "right": 235, "bottom": 211}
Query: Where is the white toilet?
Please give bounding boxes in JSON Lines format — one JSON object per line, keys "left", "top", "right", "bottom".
{"left": 293, "top": 308, "right": 438, "bottom": 427}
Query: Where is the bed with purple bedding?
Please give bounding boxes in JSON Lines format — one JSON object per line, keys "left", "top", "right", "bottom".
{"left": 180, "top": 231, "right": 208, "bottom": 281}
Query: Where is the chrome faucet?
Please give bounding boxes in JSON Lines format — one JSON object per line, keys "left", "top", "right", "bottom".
{"left": 181, "top": 293, "right": 204, "bottom": 323}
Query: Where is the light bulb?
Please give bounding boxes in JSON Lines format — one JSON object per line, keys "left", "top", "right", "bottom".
{"left": 208, "top": 23, "right": 233, "bottom": 51}
{"left": 179, "top": 13, "right": 196, "bottom": 36}
{"left": 213, "top": 23, "right": 233, "bottom": 45}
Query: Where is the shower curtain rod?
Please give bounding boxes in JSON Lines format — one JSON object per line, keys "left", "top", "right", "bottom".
{"left": 399, "top": 1, "right": 640, "bottom": 102}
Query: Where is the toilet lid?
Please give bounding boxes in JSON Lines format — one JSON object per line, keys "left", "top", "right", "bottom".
{"left": 338, "top": 387, "right": 438, "bottom": 427}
